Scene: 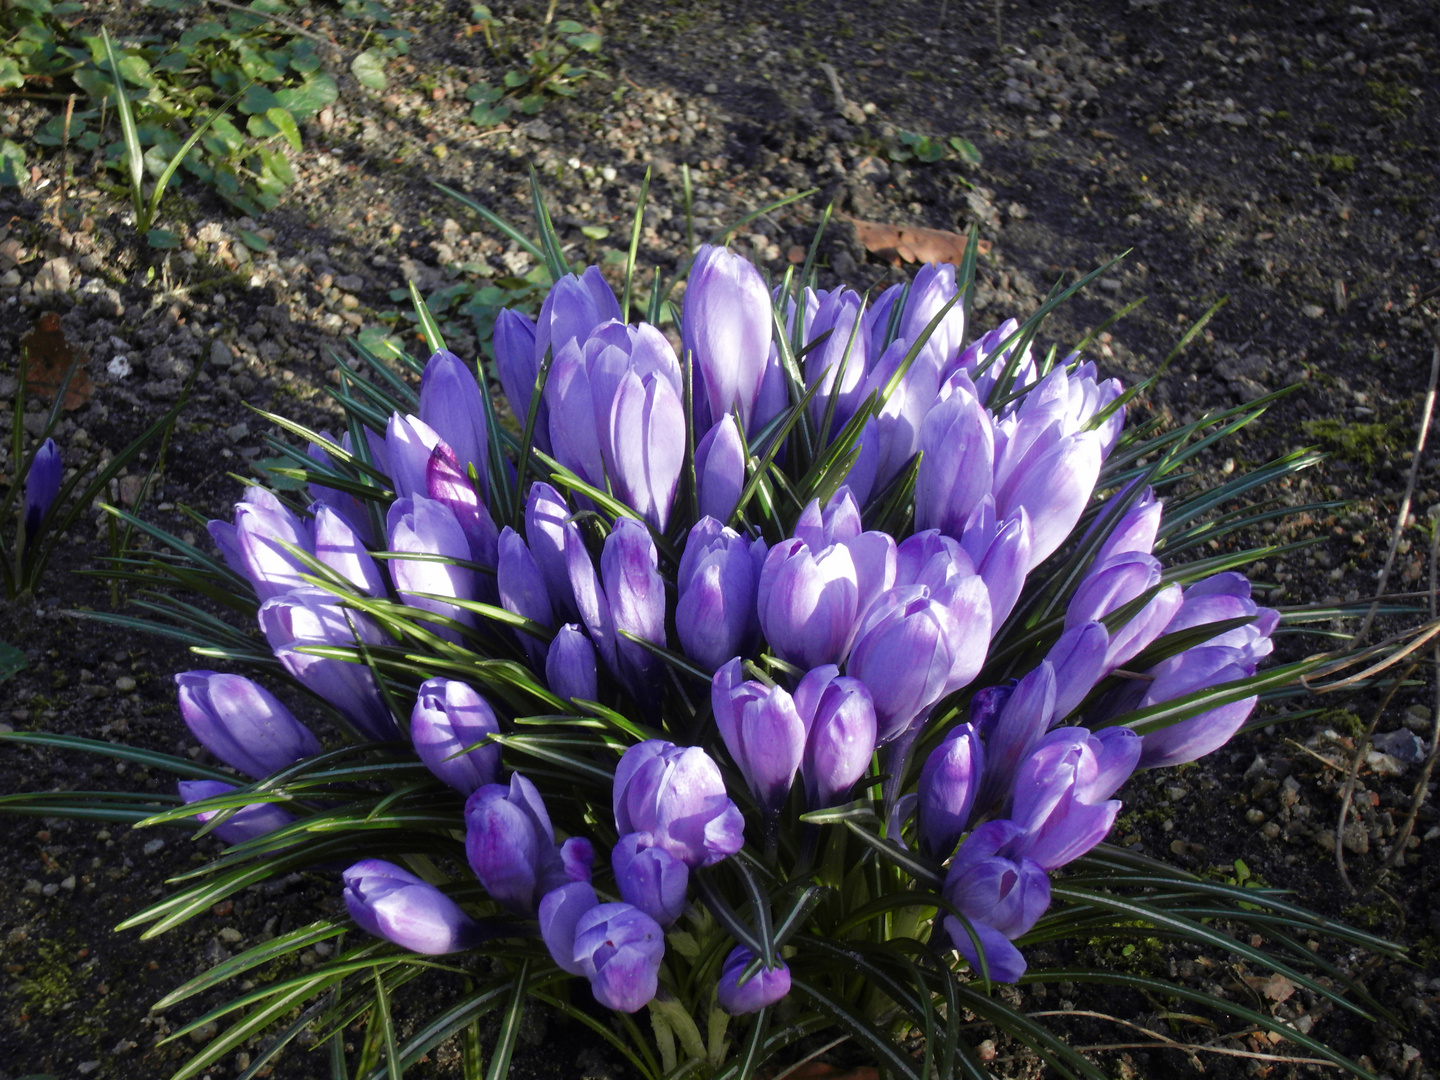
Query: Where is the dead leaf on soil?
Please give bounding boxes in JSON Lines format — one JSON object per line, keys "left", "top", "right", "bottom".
{"left": 847, "top": 216, "right": 993, "bottom": 267}
{"left": 21, "top": 311, "right": 93, "bottom": 410}
{"left": 1244, "top": 973, "right": 1298, "bottom": 1003}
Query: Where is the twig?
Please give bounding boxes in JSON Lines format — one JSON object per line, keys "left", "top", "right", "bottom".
{"left": 1332, "top": 661, "right": 1416, "bottom": 894}
{"left": 56, "top": 93, "right": 74, "bottom": 226}
{"left": 1282, "top": 737, "right": 1345, "bottom": 772}
{"left": 1300, "top": 616, "right": 1440, "bottom": 693}
{"left": 1383, "top": 320, "right": 1440, "bottom": 870}
{"left": 1022, "top": 1011, "right": 1344, "bottom": 1068}
{"left": 1348, "top": 332, "right": 1440, "bottom": 646}
{"left": 769, "top": 1035, "right": 852, "bottom": 1080}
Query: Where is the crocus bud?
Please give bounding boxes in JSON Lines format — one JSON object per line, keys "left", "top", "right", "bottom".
{"left": 613, "top": 741, "right": 745, "bottom": 867}
{"left": 996, "top": 431, "right": 1103, "bottom": 572}
{"left": 694, "top": 414, "right": 747, "bottom": 524}
{"left": 306, "top": 433, "right": 377, "bottom": 547}
{"left": 897, "top": 262, "right": 965, "bottom": 362}
{"left": 941, "top": 820, "right": 1050, "bottom": 983}
{"left": 1005, "top": 726, "right": 1140, "bottom": 870}
{"left": 343, "top": 859, "right": 485, "bottom": 955}
{"left": 803, "top": 286, "right": 869, "bottom": 433}
{"left": 973, "top": 662, "right": 1057, "bottom": 816}
{"left": 612, "top": 832, "right": 689, "bottom": 927}
{"left": 916, "top": 722, "right": 983, "bottom": 861}
{"left": 463, "top": 772, "right": 567, "bottom": 914}
{"left": 539, "top": 880, "right": 599, "bottom": 975}
{"left": 419, "top": 349, "right": 491, "bottom": 503}
{"left": 915, "top": 384, "right": 994, "bottom": 538}
{"left": 178, "top": 780, "right": 295, "bottom": 846}
{"left": 573, "top": 902, "right": 665, "bottom": 1013}
{"left": 545, "top": 339, "right": 609, "bottom": 490}
{"left": 385, "top": 413, "right": 447, "bottom": 504}
{"left": 1091, "top": 486, "right": 1162, "bottom": 566}
{"left": 1132, "top": 646, "right": 1259, "bottom": 769}
{"left": 23, "top": 437, "right": 61, "bottom": 538}
{"left": 231, "top": 487, "right": 315, "bottom": 601}
{"left": 794, "top": 665, "right": 878, "bottom": 809}
{"left": 411, "top": 678, "right": 501, "bottom": 795}
{"left": 257, "top": 587, "right": 396, "bottom": 741}
{"left": 426, "top": 444, "right": 500, "bottom": 581}
{"left": 175, "top": 671, "right": 321, "bottom": 779}
{"left": 1045, "top": 621, "right": 1109, "bottom": 721}
{"left": 684, "top": 244, "right": 775, "bottom": 431}
{"left": 526, "top": 482, "right": 579, "bottom": 622}
{"left": 498, "top": 527, "right": 554, "bottom": 668}
{"left": 717, "top": 945, "right": 792, "bottom": 1014}
{"left": 387, "top": 496, "right": 478, "bottom": 643}
{"left": 546, "top": 623, "right": 598, "bottom": 702}
{"left": 313, "top": 504, "right": 386, "bottom": 597}
{"left": 756, "top": 538, "right": 859, "bottom": 670}
{"left": 534, "top": 266, "right": 622, "bottom": 369}
{"left": 847, "top": 586, "right": 963, "bottom": 743}
{"left": 494, "top": 308, "right": 545, "bottom": 451}
{"left": 676, "top": 518, "right": 765, "bottom": 671}
{"left": 600, "top": 519, "right": 667, "bottom": 702}
{"left": 712, "top": 658, "right": 807, "bottom": 813}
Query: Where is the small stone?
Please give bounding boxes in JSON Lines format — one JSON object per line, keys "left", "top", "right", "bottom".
{"left": 703, "top": 82, "right": 718, "bottom": 94}
{"left": 1219, "top": 112, "right": 1249, "bottom": 126}
{"left": 143, "top": 838, "right": 166, "bottom": 856}
{"left": 115, "top": 675, "right": 136, "bottom": 692}
{"left": 60, "top": 875, "right": 76, "bottom": 890}
{"left": 32, "top": 256, "right": 73, "bottom": 293}
{"left": 335, "top": 274, "right": 364, "bottom": 292}
{"left": 22, "top": 878, "right": 43, "bottom": 895}
{"left": 210, "top": 339, "right": 234, "bottom": 367}
{"left": 188, "top": 1021, "right": 219, "bottom": 1046}
{"left": 219, "top": 927, "right": 243, "bottom": 943}
{"left": 1301, "top": 304, "right": 1326, "bottom": 319}
{"left": 78, "top": 1062, "right": 101, "bottom": 1075}
{"left": 225, "top": 421, "right": 250, "bottom": 443}
{"left": 107, "top": 355, "right": 133, "bottom": 379}
{"left": 1246, "top": 808, "right": 1267, "bottom": 824}
{"left": 601, "top": 166, "right": 617, "bottom": 181}
{"left": 517, "top": 119, "right": 552, "bottom": 140}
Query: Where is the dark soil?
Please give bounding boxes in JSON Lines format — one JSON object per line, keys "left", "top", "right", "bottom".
{"left": 1, "top": 1, "right": 1438, "bottom": 1078}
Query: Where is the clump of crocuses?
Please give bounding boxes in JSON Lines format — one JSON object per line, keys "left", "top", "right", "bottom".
{"left": 174, "top": 242, "right": 1279, "bottom": 1043}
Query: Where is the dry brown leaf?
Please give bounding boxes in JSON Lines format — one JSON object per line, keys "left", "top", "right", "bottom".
{"left": 22, "top": 311, "right": 93, "bottom": 410}
{"left": 847, "top": 216, "right": 993, "bottom": 267}
{"left": 1244, "top": 973, "right": 1298, "bottom": 1003}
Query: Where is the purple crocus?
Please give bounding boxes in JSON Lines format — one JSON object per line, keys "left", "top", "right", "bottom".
{"left": 498, "top": 526, "right": 555, "bottom": 669}
{"left": 463, "top": 772, "right": 569, "bottom": 914}
{"left": 411, "top": 678, "right": 501, "bottom": 795}
{"left": 387, "top": 496, "right": 478, "bottom": 643}
{"left": 343, "top": 858, "right": 485, "bottom": 955}
{"left": 257, "top": 587, "right": 396, "bottom": 741}
{"left": 684, "top": 244, "right": 776, "bottom": 432}
{"left": 177, "top": 780, "right": 296, "bottom": 846}
{"left": 995, "top": 430, "right": 1103, "bottom": 571}
{"left": 385, "top": 413, "right": 447, "bottom": 505}
{"left": 546, "top": 623, "right": 598, "bottom": 703}
{"left": 916, "top": 722, "right": 984, "bottom": 861}
{"left": 717, "top": 945, "right": 792, "bottom": 1014}
{"left": 611, "top": 832, "right": 689, "bottom": 926}
{"left": 694, "top": 414, "right": 747, "bottom": 524}
{"left": 612, "top": 740, "right": 745, "bottom": 867}
{"left": 570, "top": 518, "right": 667, "bottom": 703}
{"left": 223, "top": 487, "right": 315, "bottom": 601}
{"left": 1045, "top": 620, "right": 1110, "bottom": 721}
{"left": 794, "top": 664, "right": 877, "bottom": 809}
{"left": 973, "top": 661, "right": 1058, "bottom": 816}
{"left": 676, "top": 518, "right": 766, "bottom": 671}
{"left": 174, "top": 671, "right": 321, "bottom": 779}
{"left": 756, "top": 538, "right": 860, "bottom": 670}
{"left": 801, "top": 286, "right": 869, "bottom": 433}
{"left": 494, "top": 307, "right": 545, "bottom": 452}
{"left": 712, "top": 658, "right": 807, "bottom": 813}
{"left": 572, "top": 902, "right": 666, "bottom": 1013}
{"left": 418, "top": 349, "right": 491, "bottom": 503}
{"left": 941, "top": 820, "right": 1051, "bottom": 983}
{"left": 23, "top": 437, "right": 61, "bottom": 539}
{"left": 313, "top": 503, "right": 386, "bottom": 597}
{"left": 915, "top": 379, "right": 994, "bottom": 539}
{"left": 1130, "top": 646, "right": 1261, "bottom": 769}
{"left": 533, "top": 266, "right": 623, "bottom": 372}
{"left": 525, "top": 481, "right": 579, "bottom": 622}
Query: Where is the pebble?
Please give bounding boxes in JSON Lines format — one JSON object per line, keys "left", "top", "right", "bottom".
{"left": 225, "top": 422, "right": 250, "bottom": 443}
{"left": 143, "top": 838, "right": 165, "bottom": 855}
{"left": 78, "top": 1062, "right": 101, "bottom": 1075}
{"left": 219, "top": 927, "right": 243, "bottom": 943}
{"left": 1301, "top": 304, "right": 1326, "bottom": 319}
{"left": 107, "top": 355, "right": 133, "bottom": 379}
{"left": 115, "top": 675, "right": 136, "bottom": 692}
{"left": 188, "top": 1021, "right": 219, "bottom": 1046}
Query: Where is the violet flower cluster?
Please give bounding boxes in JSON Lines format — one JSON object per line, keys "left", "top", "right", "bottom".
{"left": 177, "top": 245, "right": 1276, "bottom": 1013}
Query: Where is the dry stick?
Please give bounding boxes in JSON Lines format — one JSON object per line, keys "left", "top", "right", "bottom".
{"left": 56, "top": 94, "right": 74, "bottom": 226}
{"left": 1383, "top": 320, "right": 1440, "bottom": 871}
{"left": 1348, "top": 331, "right": 1440, "bottom": 647}
{"left": 1332, "top": 660, "right": 1416, "bottom": 894}
{"left": 1023, "top": 1011, "right": 1347, "bottom": 1069}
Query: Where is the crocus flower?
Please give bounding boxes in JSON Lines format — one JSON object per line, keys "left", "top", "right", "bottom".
{"left": 494, "top": 307, "right": 546, "bottom": 452}
{"left": 915, "top": 377, "right": 994, "bottom": 538}
{"left": 539, "top": 880, "right": 600, "bottom": 975}
{"left": 313, "top": 504, "right": 386, "bottom": 596}
{"left": 225, "top": 487, "right": 315, "bottom": 601}
{"left": 612, "top": 740, "right": 745, "bottom": 867}
{"left": 895, "top": 262, "right": 966, "bottom": 362}
{"left": 178, "top": 780, "right": 296, "bottom": 846}
{"left": 694, "top": 414, "right": 747, "bottom": 523}
{"left": 174, "top": 671, "right": 321, "bottom": 779}
{"left": 684, "top": 244, "right": 775, "bottom": 432}
{"left": 387, "top": 496, "right": 478, "bottom": 643}
{"left": 1090, "top": 485, "right": 1162, "bottom": 566}
{"left": 942, "top": 820, "right": 1050, "bottom": 983}
{"left": 464, "top": 772, "right": 568, "bottom": 914}
{"left": 411, "top": 678, "right": 501, "bottom": 795}
{"left": 498, "top": 526, "right": 554, "bottom": 668}
{"left": 257, "top": 587, "right": 396, "bottom": 741}
{"left": 343, "top": 858, "right": 485, "bottom": 955}
{"left": 995, "top": 430, "right": 1103, "bottom": 571}
{"left": 23, "top": 437, "right": 61, "bottom": 539}
{"left": 1045, "top": 620, "right": 1110, "bottom": 721}
{"left": 711, "top": 658, "right": 807, "bottom": 813}
{"left": 756, "top": 538, "right": 860, "bottom": 670}
{"left": 611, "top": 832, "right": 689, "bottom": 926}
{"left": 385, "top": 413, "right": 447, "bottom": 505}
{"left": 916, "top": 722, "right": 984, "bottom": 861}
{"left": 572, "top": 902, "right": 666, "bottom": 1012}
{"left": 418, "top": 349, "right": 491, "bottom": 503}
{"left": 546, "top": 623, "right": 598, "bottom": 703}
{"left": 676, "top": 518, "right": 766, "bottom": 671}
{"left": 570, "top": 518, "right": 667, "bottom": 703}
{"left": 425, "top": 443, "right": 500, "bottom": 572}
{"left": 717, "top": 946, "right": 792, "bottom": 1014}
{"left": 1131, "top": 646, "right": 1260, "bottom": 769}
{"left": 801, "top": 285, "right": 869, "bottom": 433}
{"left": 973, "top": 662, "right": 1056, "bottom": 816}
{"left": 794, "top": 664, "right": 877, "bottom": 809}
{"left": 526, "top": 482, "right": 579, "bottom": 622}
{"left": 533, "top": 266, "right": 623, "bottom": 371}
